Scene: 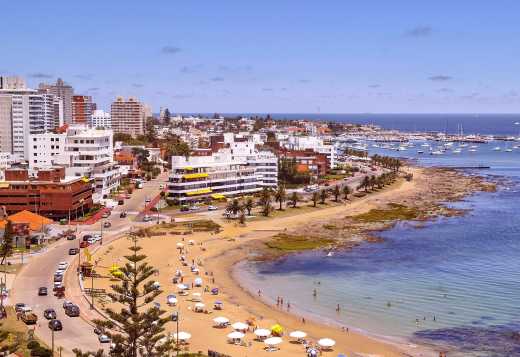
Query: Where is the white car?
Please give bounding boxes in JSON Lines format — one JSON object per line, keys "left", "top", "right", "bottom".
{"left": 88, "top": 238, "right": 96, "bottom": 245}
{"left": 145, "top": 197, "right": 151, "bottom": 203}
{"left": 159, "top": 184, "right": 164, "bottom": 189}
{"left": 98, "top": 334, "right": 110, "bottom": 343}
{"left": 54, "top": 282, "right": 63, "bottom": 289}
{"left": 93, "top": 234, "right": 102, "bottom": 241}
{"left": 55, "top": 270, "right": 64, "bottom": 276}
{"left": 143, "top": 215, "right": 152, "bottom": 222}
{"left": 58, "top": 262, "right": 68, "bottom": 270}
{"left": 207, "top": 205, "right": 218, "bottom": 211}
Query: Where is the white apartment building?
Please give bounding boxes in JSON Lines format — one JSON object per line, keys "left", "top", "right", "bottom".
{"left": 0, "top": 152, "right": 17, "bottom": 180}
{"left": 110, "top": 97, "right": 146, "bottom": 136}
{"left": 28, "top": 125, "right": 120, "bottom": 202}
{"left": 90, "top": 109, "right": 111, "bottom": 128}
{"left": 168, "top": 152, "right": 262, "bottom": 203}
{"left": 284, "top": 135, "right": 337, "bottom": 169}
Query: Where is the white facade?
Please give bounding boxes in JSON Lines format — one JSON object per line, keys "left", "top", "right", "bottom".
{"left": 90, "top": 109, "right": 111, "bottom": 129}
{"left": 284, "top": 135, "right": 337, "bottom": 169}
{"left": 28, "top": 125, "right": 120, "bottom": 202}
{"left": 0, "top": 152, "right": 17, "bottom": 180}
{"left": 168, "top": 152, "right": 262, "bottom": 203}
{"left": 227, "top": 141, "right": 278, "bottom": 188}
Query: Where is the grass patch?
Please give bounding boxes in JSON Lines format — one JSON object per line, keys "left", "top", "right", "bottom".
{"left": 352, "top": 203, "right": 420, "bottom": 223}
{"left": 266, "top": 233, "right": 334, "bottom": 252}
{"left": 323, "top": 224, "right": 337, "bottom": 230}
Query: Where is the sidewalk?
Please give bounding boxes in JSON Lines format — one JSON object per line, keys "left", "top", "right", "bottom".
{"left": 70, "top": 207, "right": 111, "bottom": 226}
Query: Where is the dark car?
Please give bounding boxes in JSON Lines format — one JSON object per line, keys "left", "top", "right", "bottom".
{"left": 82, "top": 234, "right": 92, "bottom": 242}
{"left": 103, "top": 221, "right": 111, "bottom": 228}
{"left": 48, "top": 319, "right": 63, "bottom": 331}
{"left": 119, "top": 211, "right": 127, "bottom": 218}
{"left": 80, "top": 241, "right": 89, "bottom": 248}
{"left": 38, "top": 287, "right": 48, "bottom": 296}
{"left": 14, "top": 303, "right": 26, "bottom": 313}
{"left": 69, "top": 248, "right": 79, "bottom": 255}
{"left": 66, "top": 235, "right": 76, "bottom": 240}
{"left": 62, "top": 300, "right": 74, "bottom": 310}
{"left": 65, "top": 305, "right": 80, "bottom": 317}
{"left": 180, "top": 205, "right": 190, "bottom": 212}
{"left": 44, "top": 308, "right": 57, "bottom": 320}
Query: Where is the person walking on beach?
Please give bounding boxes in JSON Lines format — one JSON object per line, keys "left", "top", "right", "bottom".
{"left": 313, "top": 289, "right": 317, "bottom": 298}
{"left": 258, "top": 289, "right": 262, "bottom": 297}
{"left": 287, "top": 302, "right": 291, "bottom": 311}
{"left": 336, "top": 304, "right": 341, "bottom": 312}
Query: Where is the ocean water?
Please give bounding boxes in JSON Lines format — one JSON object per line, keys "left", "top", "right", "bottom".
{"left": 238, "top": 133, "right": 520, "bottom": 356}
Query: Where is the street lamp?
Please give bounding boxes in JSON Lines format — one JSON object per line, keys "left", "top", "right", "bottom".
{"left": 90, "top": 262, "right": 97, "bottom": 310}
{"left": 172, "top": 310, "right": 180, "bottom": 356}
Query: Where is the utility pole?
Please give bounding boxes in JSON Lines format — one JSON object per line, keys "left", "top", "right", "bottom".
{"left": 90, "top": 264, "right": 95, "bottom": 310}
{"left": 51, "top": 328, "right": 54, "bottom": 356}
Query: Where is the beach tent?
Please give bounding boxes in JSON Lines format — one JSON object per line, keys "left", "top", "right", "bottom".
{"left": 317, "top": 338, "right": 336, "bottom": 349}
{"left": 264, "top": 336, "right": 282, "bottom": 350}
{"left": 194, "top": 302, "right": 205, "bottom": 312}
{"left": 289, "top": 330, "right": 307, "bottom": 341}
{"left": 270, "top": 324, "right": 283, "bottom": 336}
{"left": 194, "top": 277, "right": 203, "bottom": 287}
{"left": 173, "top": 332, "right": 191, "bottom": 341}
{"left": 227, "top": 331, "right": 245, "bottom": 343}
{"left": 166, "top": 295, "right": 177, "bottom": 306}
{"left": 213, "top": 316, "right": 229, "bottom": 327}
{"left": 231, "top": 322, "right": 248, "bottom": 331}
{"left": 254, "top": 328, "right": 271, "bottom": 340}
{"left": 213, "top": 301, "right": 223, "bottom": 310}
{"left": 191, "top": 292, "right": 202, "bottom": 302}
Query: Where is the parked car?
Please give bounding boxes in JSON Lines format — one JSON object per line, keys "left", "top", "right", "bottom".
{"left": 180, "top": 205, "right": 190, "bottom": 212}
{"left": 103, "top": 221, "right": 111, "bottom": 228}
{"left": 66, "top": 235, "right": 76, "bottom": 240}
{"left": 82, "top": 234, "right": 92, "bottom": 242}
{"left": 20, "top": 310, "right": 38, "bottom": 325}
{"left": 43, "top": 308, "right": 56, "bottom": 320}
{"left": 98, "top": 334, "right": 110, "bottom": 343}
{"left": 119, "top": 211, "right": 127, "bottom": 218}
{"left": 87, "top": 238, "right": 96, "bottom": 245}
{"left": 14, "top": 303, "right": 26, "bottom": 313}
{"left": 48, "top": 319, "right": 63, "bottom": 331}
{"left": 53, "top": 282, "right": 63, "bottom": 290}
{"left": 101, "top": 211, "right": 110, "bottom": 218}
{"left": 143, "top": 215, "right": 152, "bottom": 222}
{"left": 207, "top": 205, "right": 218, "bottom": 211}
{"left": 93, "top": 234, "right": 102, "bottom": 241}
{"left": 38, "top": 287, "right": 48, "bottom": 296}
{"left": 65, "top": 305, "right": 80, "bottom": 317}
{"left": 159, "top": 184, "right": 164, "bottom": 189}
{"left": 189, "top": 205, "right": 200, "bottom": 211}
{"left": 69, "top": 248, "right": 79, "bottom": 255}
{"left": 125, "top": 194, "right": 131, "bottom": 199}
{"left": 62, "top": 300, "right": 74, "bottom": 310}
{"left": 58, "top": 262, "right": 68, "bottom": 270}
{"left": 53, "top": 275, "right": 63, "bottom": 283}
{"left": 80, "top": 241, "right": 89, "bottom": 248}
{"left": 145, "top": 197, "right": 151, "bottom": 203}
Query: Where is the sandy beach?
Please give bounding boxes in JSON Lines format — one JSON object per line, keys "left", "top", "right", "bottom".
{"left": 88, "top": 166, "right": 492, "bottom": 357}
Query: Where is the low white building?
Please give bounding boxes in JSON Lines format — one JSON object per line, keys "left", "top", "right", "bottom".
{"left": 28, "top": 125, "right": 120, "bottom": 202}
{"left": 89, "top": 109, "right": 111, "bottom": 129}
{"left": 283, "top": 135, "right": 337, "bottom": 169}
{"left": 167, "top": 151, "right": 263, "bottom": 204}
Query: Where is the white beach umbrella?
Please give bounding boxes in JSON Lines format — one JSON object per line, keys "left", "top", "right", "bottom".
{"left": 227, "top": 331, "right": 245, "bottom": 340}
{"left": 264, "top": 337, "right": 283, "bottom": 346}
{"left": 318, "top": 338, "right": 336, "bottom": 348}
{"left": 195, "top": 302, "right": 205, "bottom": 308}
{"left": 194, "top": 277, "right": 203, "bottom": 286}
{"left": 176, "top": 283, "right": 188, "bottom": 290}
{"left": 173, "top": 332, "right": 191, "bottom": 341}
{"left": 254, "top": 328, "right": 271, "bottom": 337}
{"left": 289, "top": 331, "right": 307, "bottom": 339}
{"left": 188, "top": 239, "right": 195, "bottom": 245}
{"left": 213, "top": 316, "right": 229, "bottom": 325}
{"left": 231, "top": 322, "right": 249, "bottom": 331}
{"left": 176, "top": 242, "right": 184, "bottom": 248}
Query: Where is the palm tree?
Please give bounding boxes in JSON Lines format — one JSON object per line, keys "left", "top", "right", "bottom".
{"left": 312, "top": 191, "right": 319, "bottom": 207}
{"left": 369, "top": 176, "right": 377, "bottom": 190}
{"left": 289, "top": 192, "right": 299, "bottom": 208}
{"left": 358, "top": 176, "right": 370, "bottom": 192}
{"left": 274, "top": 185, "right": 287, "bottom": 210}
{"left": 342, "top": 185, "right": 352, "bottom": 201}
{"left": 226, "top": 199, "right": 241, "bottom": 217}
{"left": 320, "top": 189, "right": 328, "bottom": 204}
{"left": 333, "top": 185, "right": 340, "bottom": 202}
{"left": 244, "top": 198, "right": 254, "bottom": 216}
{"left": 258, "top": 187, "right": 273, "bottom": 217}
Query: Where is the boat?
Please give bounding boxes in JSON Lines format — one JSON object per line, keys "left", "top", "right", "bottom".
{"left": 453, "top": 149, "right": 462, "bottom": 154}
{"left": 417, "top": 150, "right": 424, "bottom": 154}
{"left": 492, "top": 147, "right": 501, "bottom": 151}
{"left": 469, "top": 149, "right": 477, "bottom": 152}
{"left": 326, "top": 252, "right": 334, "bottom": 257}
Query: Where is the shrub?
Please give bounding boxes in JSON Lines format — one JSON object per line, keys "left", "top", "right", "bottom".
{"left": 27, "top": 340, "right": 40, "bottom": 349}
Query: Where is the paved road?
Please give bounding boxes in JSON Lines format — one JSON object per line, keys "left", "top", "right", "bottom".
{"left": 11, "top": 173, "right": 168, "bottom": 356}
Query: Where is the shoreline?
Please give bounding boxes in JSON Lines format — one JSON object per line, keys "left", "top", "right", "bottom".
{"left": 208, "top": 166, "right": 495, "bottom": 356}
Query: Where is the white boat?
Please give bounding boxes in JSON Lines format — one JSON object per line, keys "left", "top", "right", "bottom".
{"left": 326, "top": 252, "right": 334, "bottom": 257}
{"left": 453, "top": 149, "right": 462, "bottom": 154}
{"left": 492, "top": 146, "right": 501, "bottom": 151}
{"left": 430, "top": 150, "right": 443, "bottom": 155}
{"left": 469, "top": 149, "right": 477, "bottom": 152}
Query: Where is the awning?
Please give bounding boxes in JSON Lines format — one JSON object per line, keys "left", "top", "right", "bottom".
{"left": 182, "top": 173, "right": 208, "bottom": 180}
{"left": 81, "top": 177, "right": 91, "bottom": 183}
{"left": 186, "top": 188, "right": 212, "bottom": 196}
{"left": 183, "top": 166, "right": 194, "bottom": 171}
{"left": 211, "top": 193, "right": 226, "bottom": 199}
{"left": 0, "top": 182, "right": 9, "bottom": 188}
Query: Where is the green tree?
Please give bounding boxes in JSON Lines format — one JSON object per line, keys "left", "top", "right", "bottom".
{"left": 0, "top": 220, "right": 13, "bottom": 266}
{"left": 342, "top": 185, "right": 352, "bottom": 201}
{"left": 332, "top": 185, "right": 340, "bottom": 202}
{"left": 145, "top": 118, "right": 158, "bottom": 144}
{"left": 83, "top": 234, "right": 173, "bottom": 357}
{"left": 311, "top": 191, "right": 319, "bottom": 207}
{"left": 319, "top": 189, "right": 328, "bottom": 204}
{"left": 274, "top": 185, "right": 286, "bottom": 210}
{"left": 244, "top": 198, "right": 254, "bottom": 216}
{"left": 289, "top": 192, "right": 299, "bottom": 208}
{"left": 258, "top": 187, "right": 273, "bottom": 217}
{"left": 226, "top": 199, "right": 241, "bottom": 217}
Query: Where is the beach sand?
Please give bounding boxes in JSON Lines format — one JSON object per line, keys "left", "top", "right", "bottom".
{"left": 89, "top": 167, "right": 487, "bottom": 357}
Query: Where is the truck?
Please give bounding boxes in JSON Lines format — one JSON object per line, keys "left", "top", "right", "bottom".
{"left": 20, "top": 308, "right": 38, "bottom": 325}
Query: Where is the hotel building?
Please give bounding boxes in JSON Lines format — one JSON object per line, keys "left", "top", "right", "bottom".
{"left": 110, "top": 96, "right": 146, "bottom": 137}
{"left": 72, "top": 95, "right": 95, "bottom": 125}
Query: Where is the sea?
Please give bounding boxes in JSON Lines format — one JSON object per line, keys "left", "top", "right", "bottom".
{"left": 236, "top": 114, "right": 520, "bottom": 357}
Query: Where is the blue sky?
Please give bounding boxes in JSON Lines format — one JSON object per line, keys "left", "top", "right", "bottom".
{"left": 2, "top": 1, "right": 520, "bottom": 113}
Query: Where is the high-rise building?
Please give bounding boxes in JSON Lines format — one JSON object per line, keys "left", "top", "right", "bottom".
{"left": 38, "top": 78, "right": 74, "bottom": 124}
{"left": 110, "top": 96, "right": 146, "bottom": 137}
{"left": 89, "top": 109, "right": 111, "bottom": 129}
{"left": 72, "top": 95, "right": 95, "bottom": 124}
{"left": 0, "top": 76, "right": 26, "bottom": 90}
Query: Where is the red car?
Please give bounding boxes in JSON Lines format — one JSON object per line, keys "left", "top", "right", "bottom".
{"left": 80, "top": 241, "right": 89, "bottom": 248}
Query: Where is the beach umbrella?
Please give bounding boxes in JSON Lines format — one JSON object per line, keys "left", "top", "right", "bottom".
{"left": 166, "top": 296, "right": 177, "bottom": 306}
{"left": 318, "top": 338, "right": 336, "bottom": 348}
{"left": 176, "top": 283, "right": 188, "bottom": 290}
{"left": 173, "top": 332, "right": 191, "bottom": 341}
{"left": 289, "top": 330, "right": 307, "bottom": 339}
{"left": 213, "top": 316, "right": 229, "bottom": 325}
{"left": 188, "top": 239, "right": 195, "bottom": 245}
{"left": 227, "top": 331, "right": 245, "bottom": 340}
{"left": 194, "top": 277, "right": 203, "bottom": 286}
{"left": 270, "top": 324, "right": 283, "bottom": 336}
{"left": 176, "top": 242, "right": 184, "bottom": 248}
{"left": 231, "top": 322, "right": 248, "bottom": 331}
{"left": 254, "top": 328, "right": 271, "bottom": 338}
{"left": 195, "top": 302, "right": 205, "bottom": 308}
{"left": 264, "top": 337, "right": 282, "bottom": 346}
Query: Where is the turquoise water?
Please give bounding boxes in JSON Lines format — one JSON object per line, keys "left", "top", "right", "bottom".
{"left": 238, "top": 141, "right": 520, "bottom": 356}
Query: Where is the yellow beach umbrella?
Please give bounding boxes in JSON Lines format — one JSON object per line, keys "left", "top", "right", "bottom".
{"left": 270, "top": 324, "right": 283, "bottom": 336}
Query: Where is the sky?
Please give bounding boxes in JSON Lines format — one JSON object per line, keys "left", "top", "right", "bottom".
{"left": 2, "top": 1, "right": 520, "bottom": 114}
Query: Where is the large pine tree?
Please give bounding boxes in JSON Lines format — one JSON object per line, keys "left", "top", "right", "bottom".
{"left": 74, "top": 234, "right": 173, "bottom": 357}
